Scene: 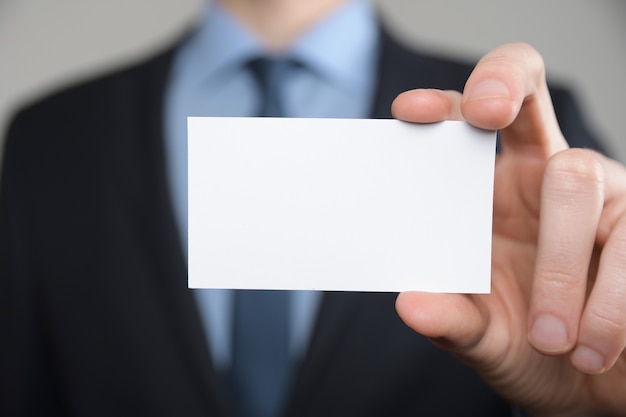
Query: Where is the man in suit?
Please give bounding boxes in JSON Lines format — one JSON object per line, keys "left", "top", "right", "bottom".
{"left": 1, "top": 0, "right": 625, "bottom": 416}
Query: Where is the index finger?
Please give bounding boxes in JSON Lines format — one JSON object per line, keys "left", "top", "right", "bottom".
{"left": 461, "top": 42, "right": 569, "bottom": 158}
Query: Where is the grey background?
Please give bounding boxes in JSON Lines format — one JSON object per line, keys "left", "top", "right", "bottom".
{"left": 0, "top": 0, "right": 624, "bottom": 161}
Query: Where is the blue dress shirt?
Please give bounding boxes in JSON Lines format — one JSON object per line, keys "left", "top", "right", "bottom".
{"left": 164, "top": 0, "right": 379, "bottom": 372}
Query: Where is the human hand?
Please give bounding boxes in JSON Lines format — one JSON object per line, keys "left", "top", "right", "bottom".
{"left": 392, "top": 43, "right": 626, "bottom": 417}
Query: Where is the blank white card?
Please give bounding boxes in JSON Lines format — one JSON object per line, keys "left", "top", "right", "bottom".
{"left": 188, "top": 118, "right": 496, "bottom": 293}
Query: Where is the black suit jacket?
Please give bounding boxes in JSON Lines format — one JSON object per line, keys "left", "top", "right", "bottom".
{"left": 0, "top": 28, "right": 602, "bottom": 417}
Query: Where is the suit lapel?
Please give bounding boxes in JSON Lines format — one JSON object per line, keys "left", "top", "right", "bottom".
{"left": 284, "top": 291, "right": 361, "bottom": 413}
{"left": 114, "top": 45, "right": 232, "bottom": 416}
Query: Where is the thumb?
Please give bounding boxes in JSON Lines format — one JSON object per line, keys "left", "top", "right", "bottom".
{"left": 395, "top": 292, "right": 488, "bottom": 354}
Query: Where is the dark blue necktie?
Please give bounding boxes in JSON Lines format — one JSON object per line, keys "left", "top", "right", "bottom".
{"left": 230, "top": 57, "right": 291, "bottom": 417}
{"left": 248, "top": 57, "right": 290, "bottom": 117}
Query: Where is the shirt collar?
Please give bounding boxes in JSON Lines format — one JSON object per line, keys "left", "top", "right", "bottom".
{"left": 177, "top": 2, "right": 263, "bottom": 85}
{"left": 180, "top": 0, "right": 379, "bottom": 95}
{"left": 291, "top": 0, "right": 379, "bottom": 96}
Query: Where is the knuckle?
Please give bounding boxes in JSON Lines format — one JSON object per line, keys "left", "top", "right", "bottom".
{"left": 535, "top": 267, "right": 580, "bottom": 292}
{"left": 497, "top": 42, "right": 545, "bottom": 86}
{"left": 510, "top": 42, "right": 545, "bottom": 71}
{"left": 544, "top": 149, "right": 605, "bottom": 196}
{"left": 586, "top": 304, "right": 626, "bottom": 335}
{"left": 547, "top": 149, "right": 603, "bottom": 178}
{"left": 475, "top": 55, "right": 524, "bottom": 84}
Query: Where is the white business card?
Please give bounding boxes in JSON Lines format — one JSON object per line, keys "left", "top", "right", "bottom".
{"left": 188, "top": 117, "right": 495, "bottom": 293}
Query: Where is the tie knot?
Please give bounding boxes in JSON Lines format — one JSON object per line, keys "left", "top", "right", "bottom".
{"left": 248, "top": 57, "right": 292, "bottom": 117}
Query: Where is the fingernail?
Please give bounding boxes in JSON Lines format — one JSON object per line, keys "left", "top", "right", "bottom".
{"left": 529, "top": 314, "right": 570, "bottom": 352}
{"left": 571, "top": 345, "right": 606, "bottom": 374}
{"left": 467, "top": 79, "right": 511, "bottom": 101}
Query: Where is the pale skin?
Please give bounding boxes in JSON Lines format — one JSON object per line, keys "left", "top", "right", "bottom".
{"left": 220, "top": 1, "right": 626, "bottom": 415}
{"left": 220, "top": 0, "right": 349, "bottom": 51}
